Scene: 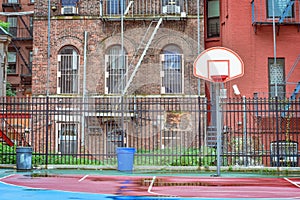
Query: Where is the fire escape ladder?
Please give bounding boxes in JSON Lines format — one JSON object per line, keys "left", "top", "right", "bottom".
{"left": 0, "top": 129, "right": 14, "bottom": 147}
{"left": 286, "top": 54, "right": 300, "bottom": 84}
{"left": 281, "top": 82, "right": 300, "bottom": 117}
{"left": 126, "top": 19, "right": 160, "bottom": 73}
{"left": 279, "top": 0, "right": 295, "bottom": 24}
{"left": 290, "top": 82, "right": 300, "bottom": 100}
{"left": 11, "top": 41, "right": 31, "bottom": 74}
{"left": 19, "top": 15, "right": 33, "bottom": 38}
{"left": 122, "top": 17, "right": 163, "bottom": 96}
{"left": 0, "top": 118, "right": 29, "bottom": 147}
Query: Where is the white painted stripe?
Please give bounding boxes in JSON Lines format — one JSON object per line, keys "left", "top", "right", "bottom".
{"left": 147, "top": 176, "right": 177, "bottom": 197}
{"left": 78, "top": 175, "right": 88, "bottom": 182}
{"left": 0, "top": 174, "right": 15, "bottom": 180}
{"left": 147, "top": 176, "right": 156, "bottom": 194}
{"left": 284, "top": 177, "right": 300, "bottom": 188}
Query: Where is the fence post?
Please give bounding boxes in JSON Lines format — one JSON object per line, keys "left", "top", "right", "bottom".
{"left": 216, "top": 83, "right": 222, "bottom": 176}
{"left": 45, "top": 96, "right": 49, "bottom": 168}
{"left": 121, "top": 96, "right": 125, "bottom": 147}
{"left": 275, "top": 96, "right": 280, "bottom": 168}
{"left": 243, "top": 96, "right": 248, "bottom": 166}
{"left": 198, "top": 96, "right": 202, "bottom": 166}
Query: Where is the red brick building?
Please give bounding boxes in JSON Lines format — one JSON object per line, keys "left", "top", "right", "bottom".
{"left": 32, "top": 0, "right": 203, "bottom": 96}
{"left": 204, "top": 0, "right": 300, "bottom": 99}
{"left": 0, "top": 0, "right": 34, "bottom": 96}
{"left": 31, "top": 0, "right": 205, "bottom": 155}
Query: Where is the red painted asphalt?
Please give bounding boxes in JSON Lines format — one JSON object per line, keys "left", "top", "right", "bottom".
{"left": 1, "top": 174, "right": 300, "bottom": 198}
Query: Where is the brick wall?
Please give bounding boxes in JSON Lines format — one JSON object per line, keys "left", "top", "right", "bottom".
{"left": 33, "top": 1, "right": 205, "bottom": 96}
{"left": 205, "top": 0, "right": 300, "bottom": 98}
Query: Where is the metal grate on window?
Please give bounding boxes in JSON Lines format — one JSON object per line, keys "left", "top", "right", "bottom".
{"left": 161, "top": 53, "right": 183, "bottom": 94}
{"left": 105, "top": 54, "right": 128, "bottom": 94}
{"left": 58, "top": 54, "right": 79, "bottom": 94}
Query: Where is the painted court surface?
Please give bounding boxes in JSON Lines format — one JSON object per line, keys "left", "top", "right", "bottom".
{"left": 0, "top": 169, "right": 300, "bottom": 199}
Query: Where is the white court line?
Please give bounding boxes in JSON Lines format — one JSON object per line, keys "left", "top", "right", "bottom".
{"left": 0, "top": 174, "right": 15, "bottom": 180}
{"left": 284, "top": 177, "right": 300, "bottom": 188}
{"left": 147, "top": 176, "right": 177, "bottom": 197}
{"left": 147, "top": 176, "right": 158, "bottom": 195}
{"left": 78, "top": 175, "right": 89, "bottom": 182}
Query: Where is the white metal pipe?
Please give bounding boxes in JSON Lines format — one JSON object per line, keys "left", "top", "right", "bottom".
{"left": 81, "top": 31, "right": 88, "bottom": 145}
{"left": 272, "top": 0, "right": 278, "bottom": 97}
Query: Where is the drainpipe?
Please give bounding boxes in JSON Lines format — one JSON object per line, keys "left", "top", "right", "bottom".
{"left": 197, "top": 0, "right": 201, "bottom": 96}
{"left": 81, "top": 31, "right": 88, "bottom": 146}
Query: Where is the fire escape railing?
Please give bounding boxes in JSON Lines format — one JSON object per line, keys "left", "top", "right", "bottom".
{"left": 99, "top": 0, "right": 190, "bottom": 19}
{"left": 252, "top": 0, "right": 300, "bottom": 25}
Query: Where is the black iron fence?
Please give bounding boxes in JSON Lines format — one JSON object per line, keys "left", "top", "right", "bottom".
{"left": 0, "top": 96, "right": 299, "bottom": 167}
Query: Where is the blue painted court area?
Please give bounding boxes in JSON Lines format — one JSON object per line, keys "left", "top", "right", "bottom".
{"left": 0, "top": 181, "right": 111, "bottom": 200}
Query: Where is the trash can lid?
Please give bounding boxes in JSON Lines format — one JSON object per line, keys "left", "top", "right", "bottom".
{"left": 116, "top": 147, "right": 136, "bottom": 153}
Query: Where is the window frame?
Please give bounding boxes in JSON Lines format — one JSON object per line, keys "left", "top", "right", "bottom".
{"left": 7, "top": 16, "right": 17, "bottom": 37}
{"left": 8, "top": 0, "right": 18, "bottom": 3}
{"left": 29, "top": 50, "right": 33, "bottom": 69}
{"left": 57, "top": 123, "right": 78, "bottom": 155}
{"left": 106, "top": 0, "right": 126, "bottom": 15}
{"left": 8, "top": 51, "right": 17, "bottom": 74}
{"left": 206, "top": 0, "right": 220, "bottom": 38}
{"left": 268, "top": 58, "right": 286, "bottom": 99}
{"left": 57, "top": 46, "right": 80, "bottom": 94}
{"left": 105, "top": 45, "right": 128, "bottom": 95}
{"left": 160, "top": 44, "right": 184, "bottom": 94}
{"left": 266, "top": 0, "right": 294, "bottom": 19}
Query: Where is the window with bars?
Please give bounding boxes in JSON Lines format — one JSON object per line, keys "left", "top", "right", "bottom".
{"left": 267, "top": 0, "right": 293, "bottom": 18}
{"left": 58, "top": 123, "right": 78, "bottom": 154}
{"left": 268, "top": 58, "right": 285, "bottom": 99}
{"left": 161, "top": 45, "right": 183, "bottom": 94}
{"left": 57, "top": 46, "right": 79, "bottom": 94}
{"left": 207, "top": 0, "right": 220, "bottom": 38}
{"left": 162, "top": 0, "right": 181, "bottom": 14}
{"left": 105, "top": 45, "right": 127, "bottom": 94}
{"left": 270, "top": 141, "right": 298, "bottom": 167}
{"left": 107, "top": 0, "right": 126, "bottom": 15}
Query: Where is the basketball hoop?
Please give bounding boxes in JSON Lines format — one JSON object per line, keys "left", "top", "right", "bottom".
{"left": 211, "top": 75, "right": 228, "bottom": 83}
{"left": 193, "top": 47, "right": 244, "bottom": 83}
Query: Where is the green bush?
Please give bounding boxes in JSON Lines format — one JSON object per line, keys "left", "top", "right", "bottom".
{"left": 170, "top": 146, "right": 217, "bottom": 167}
{"left": 32, "top": 154, "right": 103, "bottom": 166}
{"left": 0, "top": 21, "right": 9, "bottom": 31}
{"left": 0, "top": 143, "right": 16, "bottom": 164}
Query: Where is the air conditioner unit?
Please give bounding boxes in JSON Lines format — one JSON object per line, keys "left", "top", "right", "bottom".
{"left": 61, "top": 6, "right": 78, "bottom": 15}
{"left": 162, "top": 5, "right": 180, "bottom": 14}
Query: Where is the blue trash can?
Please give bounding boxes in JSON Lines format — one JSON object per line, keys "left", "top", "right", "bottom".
{"left": 16, "top": 147, "right": 32, "bottom": 170}
{"left": 116, "top": 147, "right": 135, "bottom": 172}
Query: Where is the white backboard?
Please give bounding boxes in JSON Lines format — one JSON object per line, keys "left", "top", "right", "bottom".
{"left": 193, "top": 47, "right": 244, "bottom": 82}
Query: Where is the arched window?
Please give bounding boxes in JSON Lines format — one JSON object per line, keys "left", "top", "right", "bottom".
{"left": 57, "top": 46, "right": 79, "bottom": 94}
{"left": 105, "top": 45, "right": 127, "bottom": 94}
{"left": 161, "top": 44, "right": 183, "bottom": 94}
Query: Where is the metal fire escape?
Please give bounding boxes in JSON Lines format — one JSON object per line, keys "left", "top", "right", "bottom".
{"left": 279, "top": 0, "right": 295, "bottom": 24}
{"left": 122, "top": 18, "right": 163, "bottom": 96}
{"left": 1, "top": 0, "right": 33, "bottom": 90}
